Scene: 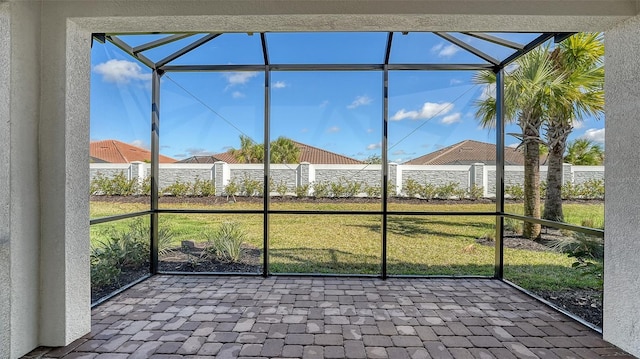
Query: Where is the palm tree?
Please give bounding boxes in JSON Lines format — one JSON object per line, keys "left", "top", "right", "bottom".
{"left": 565, "top": 138, "right": 604, "bottom": 165}
{"left": 270, "top": 136, "right": 301, "bottom": 163}
{"left": 229, "top": 135, "right": 264, "bottom": 163}
{"left": 543, "top": 33, "right": 604, "bottom": 222}
{"left": 229, "top": 135, "right": 300, "bottom": 164}
{"left": 475, "top": 46, "right": 565, "bottom": 239}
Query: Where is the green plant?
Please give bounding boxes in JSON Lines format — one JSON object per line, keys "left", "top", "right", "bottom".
{"left": 505, "top": 184, "right": 524, "bottom": 200}
{"left": 90, "top": 171, "right": 139, "bottom": 196}
{"left": 241, "top": 175, "right": 262, "bottom": 197}
{"left": 467, "top": 185, "right": 484, "bottom": 200}
{"left": 419, "top": 183, "right": 436, "bottom": 200}
{"left": 344, "top": 180, "right": 362, "bottom": 198}
{"left": 312, "top": 181, "right": 330, "bottom": 198}
{"left": 562, "top": 181, "right": 581, "bottom": 200}
{"left": 403, "top": 178, "right": 422, "bottom": 198}
{"left": 163, "top": 180, "right": 191, "bottom": 197}
{"left": 191, "top": 177, "right": 216, "bottom": 197}
{"left": 503, "top": 218, "right": 523, "bottom": 235}
{"left": 295, "top": 184, "right": 309, "bottom": 198}
{"left": 435, "top": 182, "right": 459, "bottom": 199}
{"left": 224, "top": 178, "right": 240, "bottom": 200}
{"left": 205, "top": 222, "right": 247, "bottom": 263}
{"left": 330, "top": 181, "right": 347, "bottom": 198}
{"left": 139, "top": 176, "right": 152, "bottom": 196}
{"left": 579, "top": 179, "right": 605, "bottom": 200}
{"left": 539, "top": 181, "right": 547, "bottom": 199}
{"left": 275, "top": 180, "right": 288, "bottom": 197}
{"left": 364, "top": 184, "right": 381, "bottom": 198}
{"left": 387, "top": 180, "right": 397, "bottom": 198}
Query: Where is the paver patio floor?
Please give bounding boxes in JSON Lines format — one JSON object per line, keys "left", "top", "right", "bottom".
{"left": 31, "top": 275, "right": 634, "bottom": 359}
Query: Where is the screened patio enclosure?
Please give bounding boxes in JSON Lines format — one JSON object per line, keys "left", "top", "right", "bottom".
{"left": 90, "top": 31, "right": 604, "bottom": 323}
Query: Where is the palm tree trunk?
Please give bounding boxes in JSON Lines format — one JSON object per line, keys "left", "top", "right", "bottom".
{"left": 523, "top": 133, "right": 541, "bottom": 239}
{"left": 544, "top": 121, "right": 571, "bottom": 222}
{"left": 544, "top": 143, "right": 564, "bottom": 222}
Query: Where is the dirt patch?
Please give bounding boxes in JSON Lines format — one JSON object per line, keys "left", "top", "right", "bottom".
{"left": 158, "top": 243, "right": 262, "bottom": 273}
{"left": 535, "top": 288, "right": 602, "bottom": 328}
{"left": 475, "top": 234, "right": 555, "bottom": 252}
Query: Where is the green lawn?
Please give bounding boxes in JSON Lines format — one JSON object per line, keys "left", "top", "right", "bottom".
{"left": 90, "top": 199, "right": 604, "bottom": 291}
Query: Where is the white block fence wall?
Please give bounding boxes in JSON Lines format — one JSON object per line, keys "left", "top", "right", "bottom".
{"left": 89, "top": 161, "right": 604, "bottom": 197}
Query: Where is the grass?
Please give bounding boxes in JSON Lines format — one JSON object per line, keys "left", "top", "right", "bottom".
{"left": 90, "top": 199, "right": 604, "bottom": 292}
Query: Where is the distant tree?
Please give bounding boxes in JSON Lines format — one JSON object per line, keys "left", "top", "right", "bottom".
{"left": 228, "top": 135, "right": 300, "bottom": 164}
{"left": 270, "top": 136, "right": 301, "bottom": 163}
{"left": 564, "top": 139, "right": 604, "bottom": 165}
{"left": 364, "top": 154, "right": 382, "bottom": 164}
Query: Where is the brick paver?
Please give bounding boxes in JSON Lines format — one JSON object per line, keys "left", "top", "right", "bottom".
{"left": 29, "top": 276, "right": 634, "bottom": 359}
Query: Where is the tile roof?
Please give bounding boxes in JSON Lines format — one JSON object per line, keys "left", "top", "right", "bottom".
{"left": 178, "top": 140, "right": 363, "bottom": 165}
{"left": 404, "top": 140, "right": 526, "bottom": 165}
{"left": 90, "top": 140, "right": 177, "bottom": 163}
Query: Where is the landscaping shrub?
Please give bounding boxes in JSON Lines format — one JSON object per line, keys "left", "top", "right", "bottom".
{"left": 191, "top": 177, "right": 215, "bottom": 197}
{"left": 579, "top": 179, "right": 605, "bottom": 199}
{"left": 505, "top": 184, "right": 524, "bottom": 200}
{"left": 241, "top": 175, "right": 262, "bottom": 197}
{"left": 205, "top": 222, "right": 247, "bottom": 263}
{"left": 163, "top": 180, "right": 191, "bottom": 197}
{"left": 364, "top": 184, "right": 381, "bottom": 198}
{"left": 435, "top": 182, "right": 460, "bottom": 199}
{"left": 224, "top": 179, "right": 240, "bottom": 199}
{"left": 311, "top": 181, "right": 330, "bottom": 198}
{"left": 330, "top": 181, "right": 347, "bottom": 198}
{"left": 467, "top": 184, "right": 484, "bottom": 200}
{"left": 295, "top": 184, "right": 309, "bottom": 198}
{"left": 403, "top": 178, "right": 422, "bottom": 198}
{"left": 504, "top": 217, "right": 523, "bottom": 234}
{"left": 91, "top": 218, "right": 175, "bottom": 288}
{"left": 275, "top": 180, "right": 288, "bottom": 197}
{"left": 419, "top": 183, "right": 437, "bottom": 200}
{"left": 90, "top": 171, "right": 138, "bottom": 196}
{"left": 344, "top": 180, "right": 362, "bottom": 198}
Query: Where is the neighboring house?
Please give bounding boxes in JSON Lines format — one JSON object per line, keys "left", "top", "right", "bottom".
{"left": 404, "top": 140, "right": 528, "bottom": 166}
{"left": 90, "top": 139, "right": 177, "bottom": 163}
{"left": 179, "top": 140, "right": 363, "bottom": 165}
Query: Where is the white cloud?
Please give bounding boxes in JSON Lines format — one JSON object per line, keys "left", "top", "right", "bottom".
{"left": 391, "top": 102, "right": 454, "bottom": 121}
{"left": 450, "top": 78, "right": 463, "bottom": 85}
{"left": 392, "top": 150, "right": 408, "bottom": 156}
{"left": 93, "top": 59, "right": 151, "bottom": 84}
{"left": 366, "top": 128, "right": 374, "bottom": 133}
{"left": 185, "top": 148, "right": 215, "bottom": 157}
{"left": 441, "top": 113, "right": 462, "bottom": 125}
{"left": 581, "top": 128, "right": 605, "bottom": 143}
{"left": 572, "top": 119, "right": 585, "bottom": 129}
{"left": 347, "top": 95, "right": 373, "bottom": 109}
{"left": 327, "top": 126, "right": 340, "bottom": 133}
{"left": 300, "top": 128, "right": 309, "bottom": 133}
{"left": 273, "top": 81, "right": 287, "bottom": 89}
{"left": 232, "top": 91, "right": 245, "bottom": 99}
{"left": 223, "top": 72, "right": 258, "bottom": 87}
{"left": 367, "top": 142, "right": 382, "bottom": 150}
{"left": 432, "top": 43, "right": 460, "bottom": 58}
{"left": 319, "top": 100, "right": 330, "bottom": 108}
{"left": 507, "top": 143, "right": 520, "bottom": 148}
{"left": 129, "top": 139, "right": 149, "bottom": 150}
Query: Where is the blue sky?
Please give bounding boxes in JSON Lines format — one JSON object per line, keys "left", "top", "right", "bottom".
{"left": 90, "top": 32, "right": 605, "bottom": 163}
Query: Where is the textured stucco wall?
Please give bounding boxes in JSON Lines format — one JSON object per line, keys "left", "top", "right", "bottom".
{"left": 0, "top": 5, "right": 11, "bottom": 358}
{"left": 2, "top": 2, "right": 42, "bottom": 358}
{"left": 39, "top": 12, "right": 92, "bottom": 348}
{"left": 603, "top": 14, "right": 640, "bottom": 357}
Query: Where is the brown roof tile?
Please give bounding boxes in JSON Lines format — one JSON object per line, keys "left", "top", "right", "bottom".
{"left": 178, "top": 140, "right": 363, "bottom": 165}
{"left": 90, "top": 140, "right": 177, "bottom": 163}
{"left": 404, "top": 140, "right": 525, "bottom": 165}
